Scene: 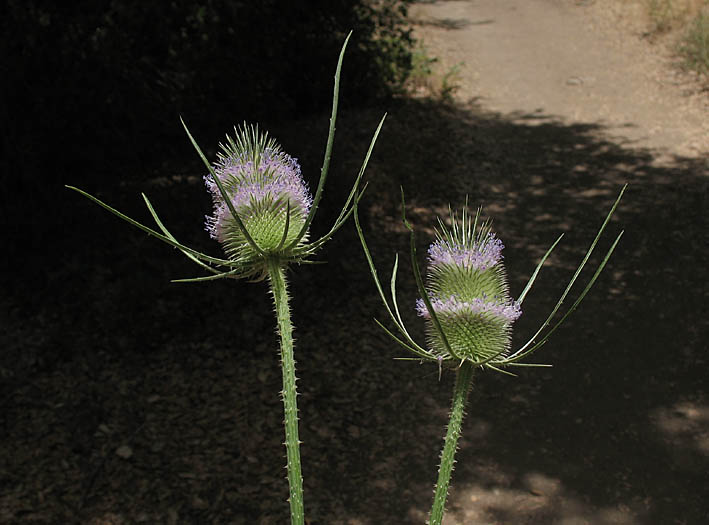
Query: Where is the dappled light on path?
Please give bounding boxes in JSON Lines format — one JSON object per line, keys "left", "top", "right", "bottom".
{"left": 651, "top": 401, "right": 709, "bottom": 458}
{"left": 443, "top": 469, "right": 644, "bottom": 524}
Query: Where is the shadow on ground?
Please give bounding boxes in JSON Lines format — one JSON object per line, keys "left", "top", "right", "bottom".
{"left": 2, "top": 95, "right": 707, "bottom": 524}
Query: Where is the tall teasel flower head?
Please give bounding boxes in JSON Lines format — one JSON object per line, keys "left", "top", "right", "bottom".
{"left": 204, "top": 125, "right": 313, "bottom": 276}
{"left": 416, "top": 209, "right": 522, "bottom": 363}
{"left": 355, "top": 187, "right": 625, "bottom": 374}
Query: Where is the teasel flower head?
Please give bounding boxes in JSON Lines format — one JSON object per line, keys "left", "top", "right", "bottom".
{"left": 204, "top": 125, "right": 312, "bottom": 275}
{"left": 355, "top": 187, "right": 625, "bottom": 375}
{"left": 67, "top": 32, "right": 387, "bottom": 285}
{"left": 416, "top": 209, "right": 522, "bottom": 362}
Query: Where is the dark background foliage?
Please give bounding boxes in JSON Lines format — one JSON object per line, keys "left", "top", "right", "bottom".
{"left": 1, "top": 0, "right": 413, "bottom": 275}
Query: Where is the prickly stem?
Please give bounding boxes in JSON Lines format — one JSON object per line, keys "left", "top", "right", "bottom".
{"left": 267, "top": 258, "right": 305, "bottom": 525}
{"left": 428, "top": 360, "right": 474, "bottom": 525}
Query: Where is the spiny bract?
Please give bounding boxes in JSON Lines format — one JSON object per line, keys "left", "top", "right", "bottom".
{"left": 417, "top": 208, "right": 521, "bottom": 362}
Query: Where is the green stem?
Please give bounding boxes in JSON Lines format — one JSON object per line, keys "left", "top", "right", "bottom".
{"left": 429, "top": 361, "right": 475, "bottom": 525}
{"left": 267, "top": 258, "right": 305, "bottom": 525}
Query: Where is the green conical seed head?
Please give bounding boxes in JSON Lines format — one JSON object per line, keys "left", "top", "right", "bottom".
{"left": 217, "top": 196, "right": 308, "bottom": 262}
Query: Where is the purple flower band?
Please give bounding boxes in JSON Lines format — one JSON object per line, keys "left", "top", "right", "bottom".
{"left": 428, "top": 234, "right": 504, "bottom": 271}
{"left": 416, "top": 295, "right": 522, "bottom": 323}
{"left": 204, "top": 146, "right": 312, "bottom": 240}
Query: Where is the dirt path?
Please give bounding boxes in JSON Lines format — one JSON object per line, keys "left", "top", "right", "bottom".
{"left": 412, "top": 0, "right": 708, "bottom": 162}
{"left": 400, "top": 2, "right": 709, "bottom": 524}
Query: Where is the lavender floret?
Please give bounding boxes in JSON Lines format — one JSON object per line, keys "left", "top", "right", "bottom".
{"left": 204, "top": 146, "right": 312, "bottom": 241}
{"left": 416, "top": 296, "right": 522, "bottom": 323}
{"left": 428, "top": 233, "right": 504, "bottom": 271}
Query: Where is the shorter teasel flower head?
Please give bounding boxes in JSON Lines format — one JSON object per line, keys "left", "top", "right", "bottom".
{"left": 355, "top": 187, "right": 625, "bottom": 375}
{"left": 416, "top": 209, "right": 522, "bottom": 363}
{"left": 204, "top": 125, "right": 312, "bottom": 269}
{"left": 416, "top": 211, "right": 522, "bottom": 362}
